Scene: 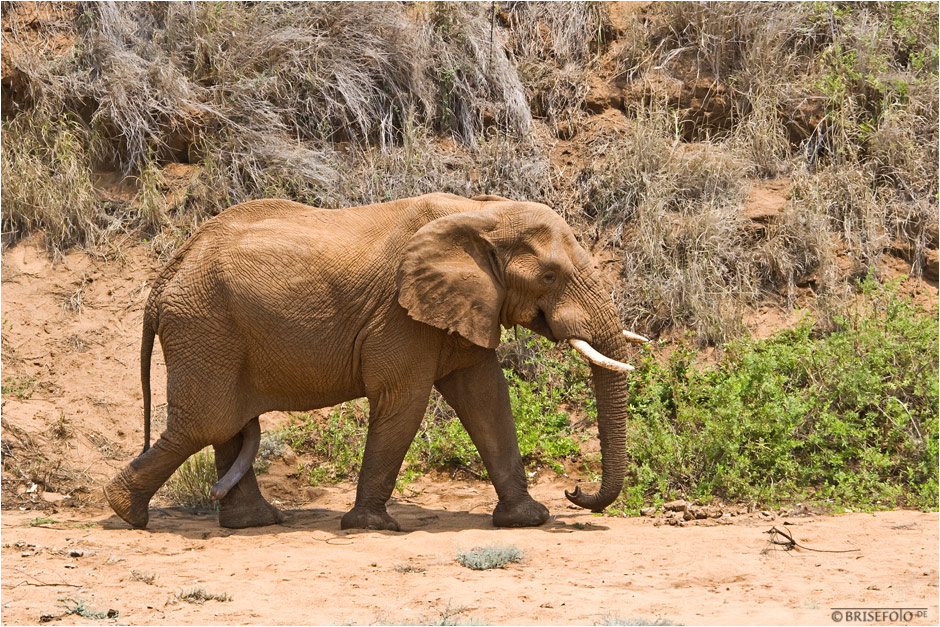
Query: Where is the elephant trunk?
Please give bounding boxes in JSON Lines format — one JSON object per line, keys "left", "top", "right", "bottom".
{"left": 565, "top": 304, "right": 631, "bottom": 512}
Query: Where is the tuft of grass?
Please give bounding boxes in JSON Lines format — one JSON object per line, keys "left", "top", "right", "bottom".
{"left": 26, "top": 517, "right": 59, "bottom": 527}
{"left": 613, "top": 278, "right": 939, "bottom": 513}
{"left": 455, "top": 544, "right": 523, "bottom": 570}
{"left": 57, "top": 597, "right": 115, "bottom": 620}
{"left": 177, "top": 587, "right": 231, "bottom": 604}
{"left": 163, "top": 448, "right": 217, "bottom": 510}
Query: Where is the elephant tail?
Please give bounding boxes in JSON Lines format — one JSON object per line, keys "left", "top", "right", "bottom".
{"left": 141, "top": 306, "right": 157, "bottom": 454}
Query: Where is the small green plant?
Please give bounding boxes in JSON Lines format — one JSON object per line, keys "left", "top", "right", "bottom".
{"left": 2, "top": 375, "right": 37, "bottom": 400}
{"left": 164, "top": 448, "right": 218, "bottom": 510}
{"left": 177, "top": 587, "right": 232, "bottom": 604}
{"left": 455, "top": 544, "right": 523, "bottom": 570}
{"left": 57, "top": 597, "right": 115, "bottom": 619}
{"left": 282, "top": 403, "right": 367, "bottom": 484}
{"left": 27, "top": 517, "right": 59, "bottom": 527}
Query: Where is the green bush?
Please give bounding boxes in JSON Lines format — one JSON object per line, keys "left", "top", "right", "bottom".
{"left": 617, "top": 278, "right": 939, "bottom": 511}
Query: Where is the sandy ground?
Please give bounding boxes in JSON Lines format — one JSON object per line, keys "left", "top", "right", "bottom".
{"left": 2, "top": 236, "right": 938, "bottom": 625}
{"left": 1, "top": 492, "right": 937, "bottom": 626}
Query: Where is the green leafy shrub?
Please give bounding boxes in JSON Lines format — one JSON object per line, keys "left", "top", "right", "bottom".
{"left": 617, "top": 279, "right": 939, "bottom": 511}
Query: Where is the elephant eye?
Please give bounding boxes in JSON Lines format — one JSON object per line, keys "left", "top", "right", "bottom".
{"left": 542, "top": 271, "right": 556, "bottom": 284}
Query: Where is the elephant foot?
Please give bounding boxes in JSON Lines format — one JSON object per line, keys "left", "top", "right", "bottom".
{"left": 493, "top": 496, "right": 549, "bottom": 527}
{"left": 340, "top": 506, "right": 401, "bottom": 531}
{"left": 104, "top": 473, "right": 150, "bottom": 529}
{"left": 219, "top": 500, "right": 284, "bottom": 529}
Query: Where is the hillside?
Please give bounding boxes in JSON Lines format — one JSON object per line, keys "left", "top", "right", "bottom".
{"left": 1, "top": 3, "right": 938, "bottom": 624}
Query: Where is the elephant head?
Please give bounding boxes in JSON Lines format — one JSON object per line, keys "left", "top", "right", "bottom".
{"left": 397, "top": 197, "right": 647, "bottom": 512}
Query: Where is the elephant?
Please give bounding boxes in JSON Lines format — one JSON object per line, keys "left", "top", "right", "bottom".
{"left": 104, "top": 193, "right": 648, "bottom": 531}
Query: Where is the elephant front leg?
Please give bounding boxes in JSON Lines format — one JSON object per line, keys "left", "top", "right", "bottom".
{"left": 435, "top": 353, "right": 550, "bottom": 527}
{"left": 213, "top": 417, "right": 284, "bottom": 529}
{"left": 341, "top": 394, "right": 428, "bottom": 532}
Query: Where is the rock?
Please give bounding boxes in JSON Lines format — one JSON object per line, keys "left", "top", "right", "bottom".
{"left": 281, "top": 446, "right": 297, "bottom": 466}
{"left": 663, "top": 499, "right": 688, "bottom": 512}
{"left": 924, "top": 249, "right": 938, "bottom": 281}
{"left": 682, "top": 509, "right": 694, "bottom": 521}
{"left": 666, "top": 516, "right": 679, "bottom": 526}
{"left": 68, "top": 548, "right": 84, "bottom": 558}
{"left": 759, "top": 510, "right": 776, "bottom": 521}
{"left": 39, "top": 614, "right": 54, "bottom": 623}
{"left": 64, "top": 563, "right": 77, "bottom": 569}
{"left": 640, "top": 507, "right": 657, "bottom": 517}
{"left": 584, "top": 83, "right": 623, "bottom": 114}
{"left": 41, "top": 491, "right": 67, "bottom": 503}
{"left": 706, "top": 506, "right": 723, "bottom": 518}
{"left": 689, "top": 506, "right": 708, "bottom": 520}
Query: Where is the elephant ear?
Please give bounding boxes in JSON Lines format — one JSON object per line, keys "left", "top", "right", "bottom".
{"left": 398, "top": 211, "right": 504, "bottom": 349}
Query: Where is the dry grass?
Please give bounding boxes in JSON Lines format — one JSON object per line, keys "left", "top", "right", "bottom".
{"left": 2, "top": 1, "right": 936, "bottom": 345}
{"left": 162, "top": 447, "right": 217, "bottom": 511}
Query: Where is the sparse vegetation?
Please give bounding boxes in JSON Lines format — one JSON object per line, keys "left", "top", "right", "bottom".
{"left": 131, "top": 569, "right": 157, "bottom": 585}
{"left": 57, "top": 597, "right": 115, "bottom": 620}
{"left": 163, "top": 447, "right": 217, "bottom": 510}
{"left": 600, "top": 616, "right": 677, "bottom": 627}
{"left": 2, "top": 375, "right": 37, "bottom": 400}
{"left": 456, "top": 544, "right": 524, "bottom": 570}
{"left": 177, "top": 587, "right": 232, "bottom": 604}
{"left": 26, "top": 516, "right": 58, "bottom": 527}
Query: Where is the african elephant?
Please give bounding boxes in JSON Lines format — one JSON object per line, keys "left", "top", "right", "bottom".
{"left": 104, "top": 193, "right": 648, "bottom": 531}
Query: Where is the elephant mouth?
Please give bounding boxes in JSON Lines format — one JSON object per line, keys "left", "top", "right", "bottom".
{"left": 525, "top": 308, "right": 558, "bottom": 342}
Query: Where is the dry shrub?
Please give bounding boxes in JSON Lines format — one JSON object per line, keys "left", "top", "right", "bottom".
{"left": 0, "top": 109, "right": 109, "bottom": 250}
{"left": 504, "top": 2, "right": 612, "bottom": 135}
{"left": 1, "top": 1, "right": 535, "bottom": 251}
{"left": 162, "top": 447, "right": 217, "bottom": 511}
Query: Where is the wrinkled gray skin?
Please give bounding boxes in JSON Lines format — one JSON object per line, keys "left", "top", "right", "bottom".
{"left": 105, "top": 193, "right": 633, "bottom": 530}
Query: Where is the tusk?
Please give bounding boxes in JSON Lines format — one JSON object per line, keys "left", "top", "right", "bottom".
{"left": 622, "top": 329, "right": 650, "bottom": 343}
{"left": 569, "top": 339, "right": 634, "bottom": 372}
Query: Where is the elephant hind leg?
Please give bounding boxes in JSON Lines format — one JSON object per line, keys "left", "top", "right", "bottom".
{"left": 105, "top": 434, "right": 201, "bottom": 528}
{"left": 214, "top": 419, "right": 284, "bottom": 529}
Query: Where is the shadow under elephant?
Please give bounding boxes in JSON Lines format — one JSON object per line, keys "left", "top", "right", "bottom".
{"left": 99, "top": 501, "right": 609, "bottom": 540}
